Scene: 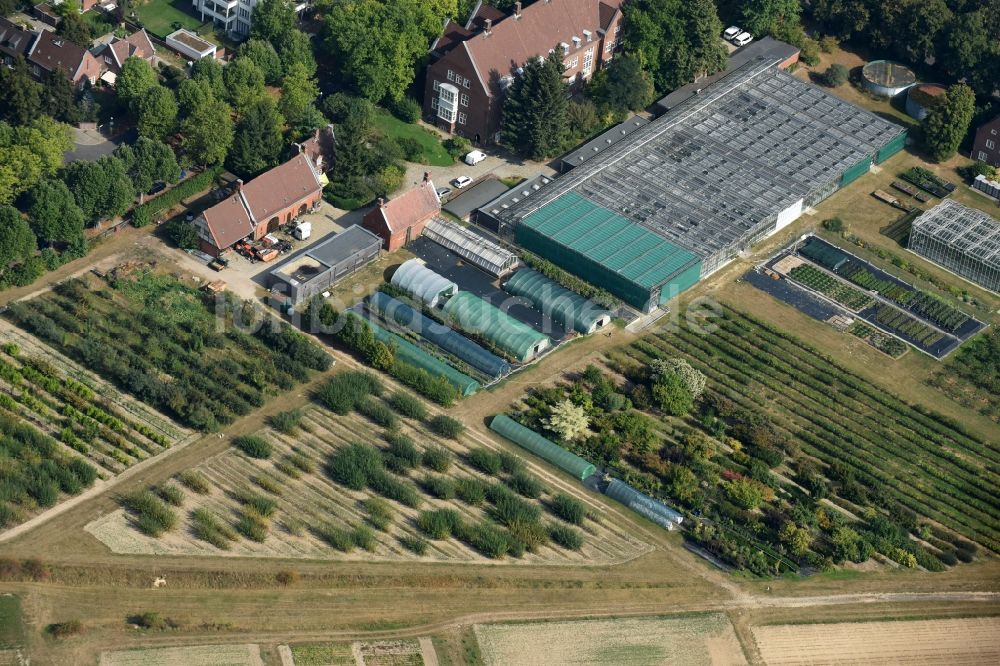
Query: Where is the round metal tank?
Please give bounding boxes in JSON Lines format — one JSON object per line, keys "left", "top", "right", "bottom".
{"left": 906, "top": 83, "right": 946, "bottom": 120}
{"left": 861, "top": 60, "right": 916, "bottom": 97}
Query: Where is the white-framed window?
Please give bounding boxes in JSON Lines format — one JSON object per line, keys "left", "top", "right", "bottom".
{"left": 992, "top": 129, "right": 997, "bottom": 135}
{"left": 431, "top": 97, "right": 438, "bottom": 109}
{"left": 433, "top": 80, "right": 440, "bottom": 91}
{"left": 979, "top": 151, "right": 989, "bottom": 161}
{"left": 565, "top": 56, "right": 578, "bottom": 70}
{"left": 605, "top": 39, "right": 614, "bottom": 52}
{"left": 462, "top": 76, "right": 470, "bottom": 88}
{"left": 987, "top": 139, "right": 996, "bottom": 150}
{"left": 104, "top": 55, "right": 112, "bottom": 64}
{"left": 457, "top": 112, "right": 467, "bottom": 125}
{"left": 460, "top": 93, "right": 469, "bottom": 106}
{"left": 615, "top": 23, "right": 621, "bottom": 34}
{"left": 582, "top": 48, "right": 594, "bottom": 76}
{"left": 447, "top": 69, "right": 455, "bottom": 81}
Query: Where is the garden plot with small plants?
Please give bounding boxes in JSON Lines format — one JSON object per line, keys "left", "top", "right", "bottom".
{"left": 86, "top": 372, "right": 650, "bottom": 565}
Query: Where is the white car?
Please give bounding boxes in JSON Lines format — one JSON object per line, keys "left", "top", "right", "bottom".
{"left": 723, "top": 26, "right": 741, "bottom": 40}
{"left": 452, "top": 175, "right": 473, "bottom": 189}
{"left": 464, "top": 150, "right": 486, "bottom": 166}
{"left": 733, "top": 31, "right": 753, "bottom": 47}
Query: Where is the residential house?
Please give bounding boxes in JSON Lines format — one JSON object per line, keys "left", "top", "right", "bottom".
{"left": 362, "top": 174, "right": 441, "bottom": 251}
{"left": 92, "top": 28, "right": 155, "bottom": 83}
{"left": 292, "top": 124, "right": 336, "bottom": 174}
{"left": 191, "top": 0, "right": 310, "bottom": 37}
{"left": 0, "top": 18, "right": 37, "bottom": 68}
{"left": 194, "top": 152, "right": 323, "bottom": 256}
{"left": 971, "top": 116, "right": 1000, "bottom": 168}
{"left": 423, "top": 0, "right": 625, "bottom": 144}
{"left": 27, "top": 29, "right": 102, "bottom": 86}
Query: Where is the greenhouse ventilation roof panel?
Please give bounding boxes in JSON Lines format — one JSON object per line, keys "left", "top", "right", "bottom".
{"left": 389, "top": 259, "right": 458, "bottom": 307}
{"left": 345, "top": 313, "right": 480, "bottom": 396}
{"left": 519, "top": 193, "right": 701, "bottom": 291}
{"left": 367, "top": 291, "right": 511, "bottom": 378}
{"left": 503, "top": 268, "right": 611, "bottom": 334}
{"left": 442, "top": 292, "right": 550, "bottom": 362}
{"left": 489, "top": 415, "right": 596, "bottom": 481}
{"left": 423, "top": 218, "right": 519, "bottom": 277}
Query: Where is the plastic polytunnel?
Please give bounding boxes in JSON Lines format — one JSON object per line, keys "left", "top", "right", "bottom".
{"left": 344, "top": 313, "right": 480, "bottom": 396}
{"left": 367, "top": 291, "right": 511, "bottom": 379}
{"left": 390, "top": 259, "right": 458, "bottom": 307}
{"left": 504, "top": 268, "right": 612, "bottom": 335}
{"left": 605, "top": 478, "right": 684, "bottom": 530}
{"left": 442, "top": 292, "right": 550, "bottom": 362}
{"left": 489, "top": 414, "right": 596, "bottom": 481}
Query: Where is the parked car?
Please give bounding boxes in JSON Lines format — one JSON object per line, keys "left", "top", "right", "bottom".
{"left": 733, "top": 31, "right": 753, "bottom": 47}
{"left": 452, "top": 176, "right": 473, "bottom": 189}
{"left": 723, "top": 26, "right": 741, "bottom": 40}
{"left": 464, "top": 150, "right": 486, "bottom": 166}
{"left": 147, "top": 181, "right": 167, "bottom": 196}
{"left": 436, "top": 186, "right": 452, "bottom": 199}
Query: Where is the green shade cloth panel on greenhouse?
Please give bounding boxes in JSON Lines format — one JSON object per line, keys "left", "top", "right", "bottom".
{"left": 351, "top": 315, "right": 480, "bottom": 396}
{"left": 489, "top": 415, "right": 597, "bottom": 481}
{"left": 799, "top": 237, "right": 850, "bottom": 272}
{"left": 840, "top": 157, "right": 872, "bottom": 186}
{"left": 876, "top": 130, "right": 907, "bottom": 164}
{"left": 517, "top": 193, "right": 701, "bottom": 291}
{"left": 503, "top": 268, "right": 611, "bottom": 334}
{"left": 442, "top": 292, "right": 550, "bottom": 362}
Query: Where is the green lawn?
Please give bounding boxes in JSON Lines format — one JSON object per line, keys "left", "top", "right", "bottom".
{"left": 81, "top": 9, "right": 114, "bottom": 37}
{"left": 373, "top": 110, "right": 454, "bottom": 166}
{"left": 133, "top": 0, "right": 207, "bottom": 39}
{"left": 0, "top": 595, "right": 25, "bottom": 649}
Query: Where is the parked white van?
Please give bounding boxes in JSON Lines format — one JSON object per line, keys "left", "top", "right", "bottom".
{"left": 464, "top": 150, "right": 487, "bottom": 166}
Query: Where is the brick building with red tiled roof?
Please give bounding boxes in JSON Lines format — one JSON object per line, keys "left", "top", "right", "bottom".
{"left": 423, "top": 0, "right": 624, "bottom": 145}
{"left": 362, "top": 174, "right": 441, "bottom": 251}
{"left": 92, "top": 29, "right": 156, "bottom": 79}
{"left": 194, "top": 152, "right": 323, "bottom": 256}
{"left": 26, "top": 29, "right": 101, "bottom": 87}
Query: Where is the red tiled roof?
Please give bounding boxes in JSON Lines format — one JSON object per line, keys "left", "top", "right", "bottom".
{"left": 125, "top": 29, "right": 155, "bottom": 60}
{"left": 28, "top": 30, "right": 86, "bottom": 75}
{"left": 241, "top": 152, "right": 322, "bottom": 222}
{"left": 460, "top": 0, "right": 623, "bottom": 90}
{"left": 0, "top": 18, "right": 36, "bottom": 60}
{"left": 201, "top": 193, "right": 254, "bottom": 250}
{"left": 369, "top": 180, "right": 440, "bottom": 234}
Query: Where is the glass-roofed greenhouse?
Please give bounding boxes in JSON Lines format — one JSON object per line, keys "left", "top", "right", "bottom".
{"left": 443, "top": 292, "right": 550, "bottom": 362}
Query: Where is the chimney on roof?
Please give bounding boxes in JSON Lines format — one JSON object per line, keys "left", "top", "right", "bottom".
{"left": 296, "top": 142, "right": 304, "bottom": 154}
{"left": 484, "top": 18, "right": 491, "bottom": 35}
{"left": 514, "top": 1, "right": 522, "bottom": 17}
{"left": 314, "top": 128, "right": 320, "bottom": 140}
{"left": 423, "top": 172, "right": 431, "bottom": 184}
{"left": 378, "top": 197, "right": 386, "bottom": 207}
{"left": 235, "top": 178, "right": 243, "bottom": 191}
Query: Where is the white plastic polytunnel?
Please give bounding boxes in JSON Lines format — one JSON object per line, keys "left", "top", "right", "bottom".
{"left": 389, "top": 259, "right": 458, "bottom": 307}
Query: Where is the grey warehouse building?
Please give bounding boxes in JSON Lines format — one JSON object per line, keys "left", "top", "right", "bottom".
{"left": 498, "top": 57, "right": 908, "bottom": 279}
{"left": 908, "top": 200, "right": 1000, "bottom": 293}
{"left": 269, "top": 225, "right": 382, "bottom": 304}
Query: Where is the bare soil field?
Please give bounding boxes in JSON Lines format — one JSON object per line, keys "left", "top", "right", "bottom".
{"left": 753, "top": 617, "right": 1000, "bottom": 665}
{"left": 84, "top": 403, "right": 651, "bottom": 565}
{"left": 99, "top": 643, "right": 264, "bottom": 666}
{"left": 473, "top": 614, "right": 746, "bottom": 666}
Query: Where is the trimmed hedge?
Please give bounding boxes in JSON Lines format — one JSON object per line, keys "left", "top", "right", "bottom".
{"left": 131, "top": 167, "right": 223, "bottom": 227}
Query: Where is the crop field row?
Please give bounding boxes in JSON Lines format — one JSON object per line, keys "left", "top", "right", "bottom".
{"left": 4, "top": 271, "right": 330, "bottom": 432}
{"left": 788, "top": 264, "right": 875, "bottom": 311}
{"left": 627, "top": 307, "right": 999, "bottom": 552}
{"left": 86, "top": 391, "right": 649, "bottom": 565}
{"left": 873, "top": 304, "right": 944, "bottom": 347}
{"left": 847, "top": 321, "right": 908, "bottom": 358}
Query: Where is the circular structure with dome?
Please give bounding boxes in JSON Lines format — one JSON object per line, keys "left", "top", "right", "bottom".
{"left": 861, "top": 60, "right": 916, "bottom": 97}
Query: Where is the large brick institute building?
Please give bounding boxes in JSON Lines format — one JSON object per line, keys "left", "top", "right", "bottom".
{"left": 423, "top": 0, "right": 624, "bottom": 145}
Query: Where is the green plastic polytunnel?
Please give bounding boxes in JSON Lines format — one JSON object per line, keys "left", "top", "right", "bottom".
{"left": 504, "top": 268, "right": 612, "bottom": 335}
{"left": 489, "top": 414, "right": 597, "bottom": 481}
{"left": 442, "top": 292, "right": 550, "bottom": 362}
{"left": 344, "top": 313, "right": 480, "bottom": 396}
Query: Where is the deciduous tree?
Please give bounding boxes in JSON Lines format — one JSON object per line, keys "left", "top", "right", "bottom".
{"left": 180, "top": 90, "right": 234, "bottom": 166}
{"left": 239, "top": 39, "right": 284, "bottom": 85}
{"left": 588, "top": 54, "right": 653, "bottom": 115}
{"left": 115, "top": 137, "right": 180, "bottom": 196}
{"left": 26, "top": 179, "right": 85, "bottom": 247}
{"left": 136, "top": 85, "right": 178, "bottom": 140}
{"left": 223, "top": 57, "right": 266, "bottom": 118}
{"left": 117, "top": 56, "right": 158, "bottom": 108}
{"left": 544, "top": 400, "right": 590, "bottom": 440}
{"left": 228, "top": 96, "right": 285, "bottom": 178}
{"left": 0, "top": 57, "right": 42, "bottom": 126}
{"left": 63, "top": 156, "right": 134, "bottom": 225}
{"left": 279, "top": 62, "right": 320, "bottom": 134}
{"left": 250, "top": 0, "right": 297, "bottom": 45}
{"left": 0, "top": 205, "right": 36, "bottom": 270}
{"left": 922, "top": 83, "right": 975, "bottom": 162}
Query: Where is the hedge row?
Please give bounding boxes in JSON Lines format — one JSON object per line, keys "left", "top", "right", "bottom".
{"left": 131, "top": 167, "right": 224, "bottom": 227}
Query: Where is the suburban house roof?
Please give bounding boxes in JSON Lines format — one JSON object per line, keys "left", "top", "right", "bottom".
{"left": 366, "top": 178, "right": 440, "bottom": 234}
{"left": 293, "top": 125, "right": 335, "bottom": 173}
{"left": 96, "top": 29, "right": 155, "bottom": 68}
{"left": 975, "top": 116, "right": 1000, "bottom": 136}
{"left": 241, "top": 152, "right": 323, "bottom": 223}
{"left": 0, "top": 18, "right": 37, "bottom": 60}
{"left": 27, "top": 30, "right": 92, "bottom": 78}
{"left": 457, "top": 0, "right": 624, "bottom": 94}
{"left": 199, "top": 153, "right": 322, "bottom": 249}
{"left": 201, "top": 193, "right": 255, "bottom": 251}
